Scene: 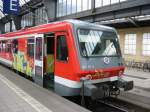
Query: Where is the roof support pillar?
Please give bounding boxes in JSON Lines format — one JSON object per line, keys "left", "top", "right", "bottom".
{"left": 0, "top": 22, "right": 5, "bottom": 34}
{"left": 10, "top": 20, "right": 12, "bottom": 32}
{"left": 13, "top": 16, "right": 22, "bottom": 30}
{"left": 43, "top": 0, "right": 57, "bottom": 22}
{"left": 91, "top": 0, "right": 95, "bottom": 12}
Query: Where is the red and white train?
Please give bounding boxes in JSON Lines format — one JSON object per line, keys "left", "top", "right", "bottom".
{"left": 0, "top": 20, "right": 133, "bottom": 98}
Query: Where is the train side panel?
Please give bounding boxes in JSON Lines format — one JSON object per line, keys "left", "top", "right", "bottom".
{"left": 0, "top": 37, "right": 35, "bottom": 77}
{"left": 13, "top": 37, "right": 35, "bottom": 77}
{"left": 0, "top": 40, "right": 13, "bottom": 66}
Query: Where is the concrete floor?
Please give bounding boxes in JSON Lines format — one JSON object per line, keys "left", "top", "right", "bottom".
{"left": 0, "top": 65, "right": 90, "bottom": 112}
{"left": 0, "top": 74, "right": 38, "bottom": 112}
{"left": 118, "top": 68, "right": 150, "bottom": 110}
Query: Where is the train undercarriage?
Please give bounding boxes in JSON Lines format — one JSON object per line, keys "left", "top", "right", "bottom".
{"left": 80, "top": 76, "right": 133, "bottom": 101}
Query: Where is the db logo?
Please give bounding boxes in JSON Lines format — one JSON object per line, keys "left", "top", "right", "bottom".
{"left": 103, "top": 57, "right": 110, "bottom": 64}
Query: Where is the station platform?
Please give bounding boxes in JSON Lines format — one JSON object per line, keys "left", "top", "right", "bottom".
{"left": 119, "top": 68, "right": 150, "bottom": 110}
{"left": 0, "top": 64, "right": 150, "bottom": 112}
{"left": 0, "top": 65, "right": 90, "bottom": 112}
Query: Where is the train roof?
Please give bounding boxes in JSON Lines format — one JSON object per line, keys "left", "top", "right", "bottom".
{"left": 65, "top": 19, "right": 115, "bottom": 31}
{"left": 1, "top": 19, "right": 116, "bottom": 38}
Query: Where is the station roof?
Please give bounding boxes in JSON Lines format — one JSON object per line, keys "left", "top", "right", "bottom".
{"left": 0, "top": 0, "right": 31, "bottom": 19}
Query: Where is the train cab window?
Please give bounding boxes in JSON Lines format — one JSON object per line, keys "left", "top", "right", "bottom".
{"left": 27, "top": 38, "right": 34, "bottom": 57}
{"left": 56, "top": 35, "right": 68, "bottom": 61}
{"left": 13, "top": 39, "right": 18, "bottom": 53}
{"left": 78, "top": 29, "right": 120, "bottom": 56}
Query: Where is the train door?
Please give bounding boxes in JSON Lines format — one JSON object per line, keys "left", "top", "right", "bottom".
{"left": 34, "top": 34, "right": 44, "bottom": 87}
{"left": 43, "top": 33, "right": 55, "bottom": 89}
{"left": 54, "top": 32, "right": 70, "bottom": 95}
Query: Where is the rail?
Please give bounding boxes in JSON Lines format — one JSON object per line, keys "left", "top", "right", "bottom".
{"left": 97, "top": 99, "right": 129, "bottom": 112}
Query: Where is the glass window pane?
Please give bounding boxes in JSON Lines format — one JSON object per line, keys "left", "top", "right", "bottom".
{"left": 77, "top": 0, "right": 82, "bottom": 12}
{"left": 143, "top": 33, "right": 150, "bottom": 56}
{"left": 35, "top": 7, "right": 48, "bottom": 25}
{"left": 67, "top": 0, "right": 72, "bottom": 15}
{"left": 57, "top": 35, "right": 68, "bottom": 61}
{"left": 82, "top": 0, "right": 88, "bottom": 11}
{"left": 120, "top": 0, "right": 127, "bottom": 2}
{"left": 62, "top": 0, "right": 67, "bottom": 16}
{"left": 21, "top": 12, "right": 33, "bottom": 28}
{"left": 5, "top": 22, "right": 10, "bottom": 33}
{"left": 88, "top": 0, "right": 91, "bottom": 9}
{"left": 124, "top": 34, "right": 136, "bottom": 55}
{"left": 58, "top": 0, "right": 63, "bottom": 17}
{"left": 12, "top": 21, "right": 16, "bottom": 31}
{"left": 111, "top": 0, "right": 119, "bottom": 4}
{"left": 72, "top": 0, "right": 77, "bottom": 13}
{"left": 36, "top": 38, "right": 42, "bottom": 60}
{"left": 78, "top": 29, "right": 120, "bottom": 56}
{"left": 103, "top": 0, "right": 110, "bottom": 6}
{"left": 95, "top": 0, "right": 102, "bottom": 8}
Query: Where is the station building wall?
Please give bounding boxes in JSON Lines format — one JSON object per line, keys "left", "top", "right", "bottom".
{"left": 118, "top": 27, "right": 150, "bottom": 62}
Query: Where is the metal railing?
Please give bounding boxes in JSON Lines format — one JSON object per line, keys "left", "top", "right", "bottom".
{"left": 125, "top": 60, "right": 150, "bottom": 72}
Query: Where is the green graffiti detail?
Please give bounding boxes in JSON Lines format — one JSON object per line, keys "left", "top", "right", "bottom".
{"left": 13, "top": 51, "right": 34, "bottom": 77}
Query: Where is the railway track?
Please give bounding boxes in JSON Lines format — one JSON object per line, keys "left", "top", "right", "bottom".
{"left": 66, "top": 96, "right": 150, "bottom": 112}
{"left": 91, "top": 97, "right": 150, "bottom": 112}
{"left": 96, "top": 99, "right": 129, "bottom": 112}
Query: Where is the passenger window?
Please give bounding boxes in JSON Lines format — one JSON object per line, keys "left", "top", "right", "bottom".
{"left": 27, "top": 38, "right": 34, "bottom": 57}
{"left": 56, "top": 35, "right": 68, "bottom": 61}
{"left": 13, "top": 39, "right": 18, "bottom": 53}
{"left": 2, "top": 41, "right": 6, "bottom": 52}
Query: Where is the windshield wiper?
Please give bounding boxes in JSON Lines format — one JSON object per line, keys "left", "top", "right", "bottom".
{"left": 84, "top": 48, "right": 89, "bottom": 59}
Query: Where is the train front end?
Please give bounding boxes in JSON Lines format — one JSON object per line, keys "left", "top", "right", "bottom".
{"left": 71, "top": 20, "right": 133, "bottom": 99}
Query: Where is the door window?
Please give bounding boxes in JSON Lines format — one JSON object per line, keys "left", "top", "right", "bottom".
{"left": 56, "top": 35, "right": 68, "bottom": 61}
{"left": 36, "top": 37, "right": 42, "bottom": 60}
{"left": 27, "top": 38, "right": 34, "bottom": 57}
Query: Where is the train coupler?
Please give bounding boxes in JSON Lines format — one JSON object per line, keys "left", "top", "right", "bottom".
{"left": 80, "top": 77, "right": 106, "bottom": 100}
{"left": 117, "top": 76, "right": 134, "bottom": 91}
{"left": 80, "top": 77, "right": 110, "bottom": 100}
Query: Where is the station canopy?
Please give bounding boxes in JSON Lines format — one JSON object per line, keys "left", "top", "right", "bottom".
{"left": 0, "top": 0, "right": 31, "bottom": 19}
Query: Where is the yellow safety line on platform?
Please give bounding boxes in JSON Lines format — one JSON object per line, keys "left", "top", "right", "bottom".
{"left": 0, "top": 73, "right": 53, "bottom": 112}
